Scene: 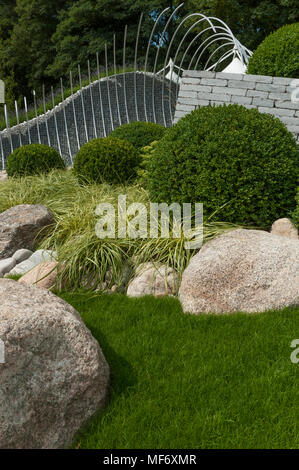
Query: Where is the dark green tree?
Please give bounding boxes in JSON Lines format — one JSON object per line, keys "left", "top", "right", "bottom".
{"left": 185, "top": 0, "right": 299, "bottom": 51}
{"left": 1, "top": 0, "right": 70, "bottom": 97}
{"left": 46, "top": 0, "right": 186, "bottom": 80}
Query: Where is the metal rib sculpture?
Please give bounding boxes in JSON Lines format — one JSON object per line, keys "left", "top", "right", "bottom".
{"left": 0, "top": 5, "right": 251, "bottom": 169}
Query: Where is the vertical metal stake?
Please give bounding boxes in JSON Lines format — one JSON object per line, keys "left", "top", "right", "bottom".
{"left": 15, "top": 100, "right": 22, "bottom": 147}
{"left": 122, "top": 25, "right": 130, "bottom": 124}
{"left": 60, "top": 77, "right": 73, "bottom": 164}
{"left": 51, "top": 86, "right": 62, "bottom": 156}
{"left": 69, "top": 71, "right": 80, "bottom": 150}
{"left": 88, "top": 60, "right": 98, "bottom": 139}
{"left": 113, "top": 34, "right": 122, "bottom": 127}
{"left": 42, "top": 84, "right": 51, "bottom": 147}
{"left": 4, "top": 104, "right": 13, "bottom": 154}
{"left": 33, "top": 90, "right": 41, "bottom": 144}
{"left": 96, "top": 52, "right": 107, "bottom": 137}
{"left": 78, "top": 64, "right": 89, "bottom": 143}
{"left": 105, "top": 43, "right": 114, "bottom": 132}
{"left": 24, "top": 96, "right": 31, "bottom": 144}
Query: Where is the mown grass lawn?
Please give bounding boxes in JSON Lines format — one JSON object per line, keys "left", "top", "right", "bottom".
{"left": 60, "top": 292, "right": 299, "bottom": 449}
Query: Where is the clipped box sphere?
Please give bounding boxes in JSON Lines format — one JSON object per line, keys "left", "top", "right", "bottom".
{"left": 6, "top": 144, "right": 65, "bottom": 177}
{"left": 74, "top": 137, "right": 141, "bottom": 184}
{"left": 147, "top": 104, "right": 299, "bottom": 228}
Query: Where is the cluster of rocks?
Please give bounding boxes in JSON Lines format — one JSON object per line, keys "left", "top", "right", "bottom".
{"left": 0, "top": 203, "right": 110, "bottom": 448}
{"left": 0, "top": 201, "right": 298, "bottom": 449}
{"left": 0, "top": 204, "right": 61, "bottom": 289}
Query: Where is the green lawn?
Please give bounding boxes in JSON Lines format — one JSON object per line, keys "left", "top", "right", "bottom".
{"left": 60, "top": 292, "right": 299, "bottom": 449}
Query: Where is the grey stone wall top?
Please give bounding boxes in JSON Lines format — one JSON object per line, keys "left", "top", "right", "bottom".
{"left": 175, "top": 70, "right": 299, "bottom": 144}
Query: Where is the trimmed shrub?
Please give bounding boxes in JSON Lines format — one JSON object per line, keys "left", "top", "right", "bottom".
{"left": 247, "top": 23, "right": 299, "bottom": 78}
{"left": 137, "top": 141, "right": 159, "bottom": 188}
{"left": 6, "top": 144, "right": 65, "bottom": 177}
{"left": 109, "top": 121, "right": 166, "bottom": 150}
{"left": 147, "top": 104, "right": 299, "bottom": 228}
{"left": 73, "top": 137, "right": 141, "bottom": 184}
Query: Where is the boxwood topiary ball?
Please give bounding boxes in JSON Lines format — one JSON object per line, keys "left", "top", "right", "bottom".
{"left": 147, "top": 104, "right": 299, "bottom": 228}
{"left": 109, "top": 121, "right": 166, "bottom": 150}
{"left": 73, "top": 137, "right": 141, "bottom": 184}
{"left": 247, "top": 23, "right": 299, "bottom": 78}
{"left": 6, "top": 144, "right": 65, "bottom": 177}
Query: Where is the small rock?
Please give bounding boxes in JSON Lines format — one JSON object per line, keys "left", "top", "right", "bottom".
{"left": 12, "top": 249, "right": 33, "bottom": 264}
{"left": 9, "top": 249, "right": 57, "bottom": 276}
{"left": 0, "top": 257, "right": 16, "bottom": 276}
{"left": 19, "top": 261, "right": 62, "bottom": 290}
{"left": 0, "top": 204, "right": 54, "bottom": 260}
{"left": 271, "top": 218, "right": 298, "bottom": 239}
{"left": 127, "top": 263, "right": 178, "bottom": 297}
{"left": 0, "top": 171, "right": 7, "bottom": 181}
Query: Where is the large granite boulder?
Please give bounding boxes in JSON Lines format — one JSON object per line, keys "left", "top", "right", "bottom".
{"left": 0, "top": 279, "right": 109, "bottom": 449}
{"left": 127, "top": 262, "right": 178, "bottom": 297}
{"left": 179, "top": 229, "right": 299, "bottom": 314}
{"left": 0, "top": 205, "right": 54, "bottom": 260}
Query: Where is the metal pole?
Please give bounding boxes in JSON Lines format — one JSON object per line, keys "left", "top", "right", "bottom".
{"left": 60, "top": 77, "right": 73, "bottom": 163}
{"left": 96, "top": 52, "right": 107, "bottom": 137}
{"left": 51, "top": 86, "right": 62, "bottom": 156}
{"left": 14, "top": 100, "right": 22, "bottom": 147}
{"left": 105, "top": 43, "right": 114, "bottom": 132}
{"left": 69, "top": 70, "right": 80, "bottom": 150}
{"left": 134, "top": 13, "right": 143, "bottom": 122}
{"left": 143, "top": 7, "right": 170, "bottom": 123}
{"left": 162, "top": 13, "right": 215, "bottom": 127}
{"left": 4, "top": 104, "right": 13, "bottom": 154}
{"left": 24, "top": 96, "right": 31, "bottom": 144}
{"left": 88, "top": 60, "right": 98, "bottom": 138}
{"left": 0, "top": 133, "right": 5, "bottom": 170}
{"left": 151, "top": 4, "right": 184, "bottom": 124}
{"left": 42, "top": 84, "right": 51, "bottom": 147}
{"left": 78, "top": 64, "right": 89, "bottom": 142}
{"left": 122, "top": 25, "right": 129, "bottom": 124}
{"left": 113, "top": 33, "right": 122, "bottom": 127}
{"left": 33, "top": 90, "right": 41, "bottom": 144}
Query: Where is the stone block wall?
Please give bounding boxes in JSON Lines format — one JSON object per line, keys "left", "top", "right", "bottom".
{"left": 174, "top": 70, "right": 299, "bottom": 143}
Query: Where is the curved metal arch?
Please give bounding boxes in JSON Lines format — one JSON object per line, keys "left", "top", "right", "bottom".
{"left": 193, "top": 31, "right": 236, "bottom": 70}
{"left": 204, "top": 41, "right": 235, "bottom": 70}
{"left": 143, "top": 6, "right": 171, "bottom": 122}
{"left": 162, "top": 12, "right": 217, "bottom": 126}
{"left": 151, "top": 3, "right": 185, "bottom": 124}
{"left": 164, "top": 16, "right": 213, "bottom": 115}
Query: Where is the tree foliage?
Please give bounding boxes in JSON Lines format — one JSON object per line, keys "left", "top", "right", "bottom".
{"left": 0, "top": 0, "right": 298, "bottom": 104}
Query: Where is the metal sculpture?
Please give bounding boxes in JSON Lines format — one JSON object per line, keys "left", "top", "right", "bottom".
{"left": 0, "top": 4, "right": 251, "bottom": 169}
